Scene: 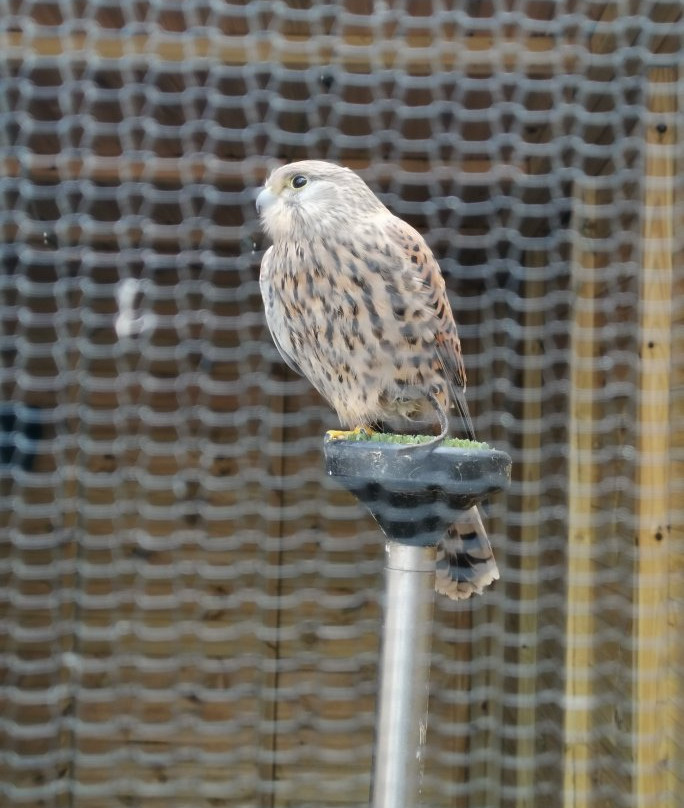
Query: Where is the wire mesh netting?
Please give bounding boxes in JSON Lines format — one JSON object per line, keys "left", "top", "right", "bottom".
{"left": 1, "top": 2, "right": 682, "bottom": 807}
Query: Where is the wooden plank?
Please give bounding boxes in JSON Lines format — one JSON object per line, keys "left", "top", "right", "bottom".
{"left": 263, "top": 390, "right": 381, "bottom": 806}
{"left": 507, "top": 249, "right": 544, "bottom": 807}
{"left": 0, "top": 155, "right": 509, "bottom": 251}
{"left": 0, "top": 155, "right": 502, "bottom": 185}
{"left": 562, "top": 182, "right": 605, "bottom": 807}
{"left": 633, "top": 65, "right": 678, "bottom": 808}
{"left": 577, "top": 1, "right": 683, "bottom": 179}
{"left": 0, "top": 30, "right": 573, "bottom": 76}
{"left": 563, "top": 63, "right": 681, "bottom": 808}
{"left": 560, "top": 163, "right": 642, "bottom": 803}
{"left": 422, "top": 608, "right": 474, "bottom": 808}
{"left": 668, "top": 65, "right": 684, "bottom": 808}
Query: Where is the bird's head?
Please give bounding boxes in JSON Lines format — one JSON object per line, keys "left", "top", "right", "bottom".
{"left": 256, "top": 160, "right": 385, "bottom": 242}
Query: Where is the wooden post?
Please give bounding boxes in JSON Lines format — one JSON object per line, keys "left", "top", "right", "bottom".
{"left": 563, "top": 182, "right": 605, "bottom": 806}
{"left": 507, "top": 249, "right": 545, "bottom": 808}
{"left": 667, "top": 63, "right": 684, "bottom": 808}
{"left": 633, "top": 65, "right": 679, "bottom": 807}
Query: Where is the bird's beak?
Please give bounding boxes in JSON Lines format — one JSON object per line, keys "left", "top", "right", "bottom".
{"left": 256, "top": 186, "right": 277, "bottom": 215}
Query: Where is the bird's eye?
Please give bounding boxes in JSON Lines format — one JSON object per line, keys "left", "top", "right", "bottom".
{"left": 290, "top": 175, "right": 308, "bottom": 189}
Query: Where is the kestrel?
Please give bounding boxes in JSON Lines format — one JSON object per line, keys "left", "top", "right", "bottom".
{"left": 257, "top": 160, "right": 498, "bottom": 599}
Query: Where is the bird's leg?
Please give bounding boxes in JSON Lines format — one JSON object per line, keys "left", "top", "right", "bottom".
{"left": 325, "top": 425, "right": 375, "bottom": 441}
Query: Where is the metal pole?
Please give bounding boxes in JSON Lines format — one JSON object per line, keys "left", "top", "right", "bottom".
{"left": 371, "top": 541, "right": 437, "bottom": 808}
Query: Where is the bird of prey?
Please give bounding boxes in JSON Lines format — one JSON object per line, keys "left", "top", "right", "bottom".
{"left": 257, "top": 160, "right": 498, "bottom": 599}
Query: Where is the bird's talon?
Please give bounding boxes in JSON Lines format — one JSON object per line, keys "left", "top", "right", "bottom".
{"left": 325, "top": 426, "right": 375, "bottom": 442}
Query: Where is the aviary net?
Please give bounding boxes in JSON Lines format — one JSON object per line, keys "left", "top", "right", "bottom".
{"left": 1, "top": 2, "right": 682, "bottom": 807}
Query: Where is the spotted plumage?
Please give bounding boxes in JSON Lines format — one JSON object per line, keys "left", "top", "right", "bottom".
{"left": 257, "top": 160, "right": 498, "bottom": 599}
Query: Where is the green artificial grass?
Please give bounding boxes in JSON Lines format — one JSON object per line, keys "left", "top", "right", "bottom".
{"left": 333, "top": 430, "right": 489, "bottom": 450}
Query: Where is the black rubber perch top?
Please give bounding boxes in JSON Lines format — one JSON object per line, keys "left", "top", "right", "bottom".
{"left": 324, "top": 438, "right": 512, "bottom": 547}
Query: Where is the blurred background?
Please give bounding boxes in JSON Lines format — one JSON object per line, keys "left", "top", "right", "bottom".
{"left": 0, "top": 1, "right": 682, "bottom": 806}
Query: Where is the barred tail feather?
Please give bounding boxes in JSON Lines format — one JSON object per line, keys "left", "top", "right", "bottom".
{"left": 434, "top": 505, "right": 499, "bottom": 600}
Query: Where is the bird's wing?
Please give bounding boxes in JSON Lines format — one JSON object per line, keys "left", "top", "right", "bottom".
{"left": 433, "top": 332, "right": 476, "bottom": 441}
{"left": 381, "top": 216, "right": 477, "bottom": 440}
{"left": 259, "top": 246, "right": 304, "bottom": 377}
